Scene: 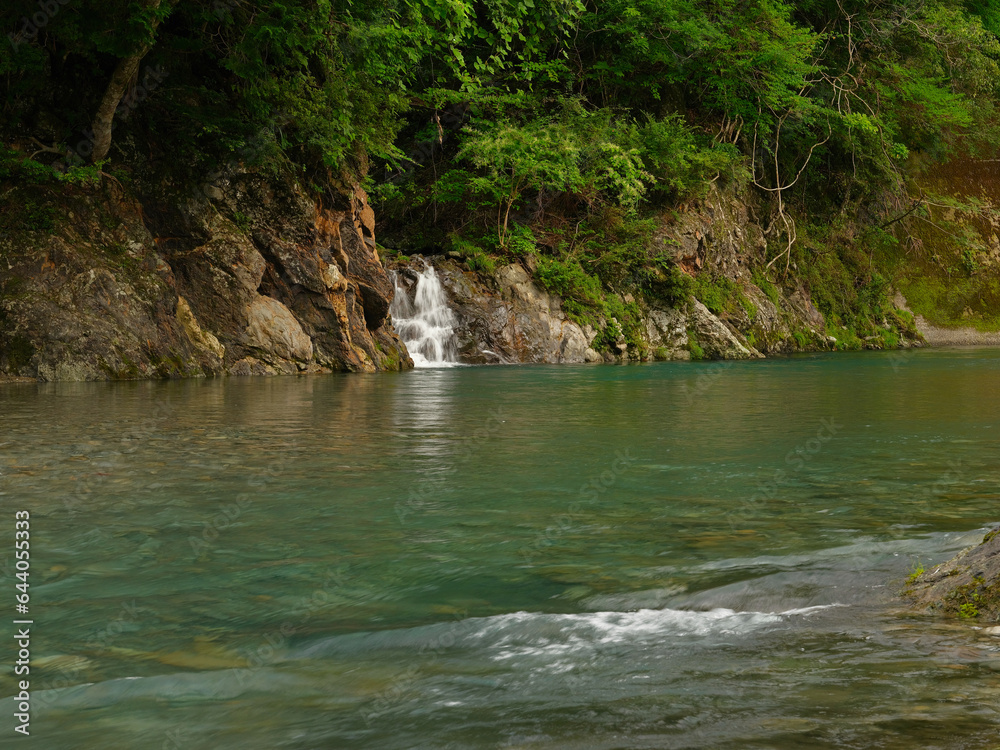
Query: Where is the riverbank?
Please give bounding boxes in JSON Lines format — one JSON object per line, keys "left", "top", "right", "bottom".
{"left": 9, "top": 166, "right": 1000, "bottom": 379}
{"left": 384, "top": 177, "right": 932, "bottom": 367}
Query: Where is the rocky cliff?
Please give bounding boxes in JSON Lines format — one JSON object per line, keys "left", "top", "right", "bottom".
{"left": 389, "top": 184, "right": 923, "bottom": 365}
{"left": 393, "top": 257, "right": 763, "bottom": 364}
{"left": 0, "top": 170, "right": 411, "bottom": 381}
{"left": 0, "top": 173, "right": 942, "bottom": 381}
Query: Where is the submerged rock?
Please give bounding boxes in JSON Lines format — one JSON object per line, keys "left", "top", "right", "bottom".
{"left": 903, "top": 527, "right": 1000, "bottom": 621}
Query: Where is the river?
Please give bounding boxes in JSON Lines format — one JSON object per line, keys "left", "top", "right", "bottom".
{"left": 1, "top": 349, "right": 998, "bottom": 748}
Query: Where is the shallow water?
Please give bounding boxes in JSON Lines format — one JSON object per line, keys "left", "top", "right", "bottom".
{"left": 1, "top": 348, "right": 999, "bottom": 749}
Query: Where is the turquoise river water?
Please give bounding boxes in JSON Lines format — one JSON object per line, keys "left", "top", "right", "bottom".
{"left": 1, "top": 348, "right": 999, "bottom": 749}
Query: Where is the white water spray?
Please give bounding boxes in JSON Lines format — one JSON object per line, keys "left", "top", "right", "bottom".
{"left": 390, "top": 263, "right": 459, "bottom": 367}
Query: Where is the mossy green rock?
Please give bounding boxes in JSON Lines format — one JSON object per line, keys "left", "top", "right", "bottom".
{"left": 904, "top": 527, "right": 1000, "bottom": 622}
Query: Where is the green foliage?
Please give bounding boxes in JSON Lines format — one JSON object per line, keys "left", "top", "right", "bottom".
{"left": 231, "top": 211, "right": 252, "bottom": 234}
{"left": 456, "top": 103, "right": 652, "bottom": 246}
{"left": 691, "top": 274, "right": 753, "bottom": 318}
{"left": 505, "top": 224, "right": 538, "bottom": 257}
{"left": 958, "top": 602, "right": 980, "bottom": 618}
{"left": 752, "top": 270, "right": 781, "bottom": 308}
{"left": 464, "top": 249, "right": 498, "bottom": 275}
{"left": 638, "top": 116, "right": 742, "bottom": 201}
{"left": 3, "top": 0, "right": 1000, "bottom": 363}
{"left": 906, "top": 560, "right": 927, "bottom": 584}
{"left": 688, "top": 335, "right": 705, "bottom": 360}
{"left": 787, "top": 221, "right": 915, "bottom": 349}
{"left": 59, "top": 164, "right": 106, "bottom": 186}
{"left": 949, "top": 574, "right": 994, "bottom": 620}
{"left": 961, "top": 248, "right": 982, "bottom": 276}
{"left": 4, "top": 0, "right": 998, "bottom": 213}
{"left": 0, "top": 148, "right": 104, "bottom": 187}
{"left": 534, "top": 255, "right": 605, "bottom": 320}
{"left": 967, "top": 0, "right": 1000, "bottom": 35}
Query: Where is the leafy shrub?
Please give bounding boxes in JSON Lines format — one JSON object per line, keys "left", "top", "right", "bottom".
{"left": 637, "top": 115, "right": 741, "bottom": 201}
{"left": 692, "top": 274, "right": 743, "bottom": 316}
{"left": 534, "top": 255, "right": 604, "bottom": 313}
{"left": 456, "top": 101, "right": 652, "bottom": 246}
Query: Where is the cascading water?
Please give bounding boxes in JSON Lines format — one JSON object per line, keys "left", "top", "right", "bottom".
{"left": 390, "top": 262, "right": 459, "bottom": 367}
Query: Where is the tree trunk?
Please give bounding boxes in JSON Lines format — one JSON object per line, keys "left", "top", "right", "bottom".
{"left": 88, "top": 0, "right": 164, "bottom": 163}
{"left": 89, "top": 53, "right": 147, "bottom": 163}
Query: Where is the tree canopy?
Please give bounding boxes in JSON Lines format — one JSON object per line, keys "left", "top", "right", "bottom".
{"left": 2, "top": 1, "right": 998, "bottom": 226}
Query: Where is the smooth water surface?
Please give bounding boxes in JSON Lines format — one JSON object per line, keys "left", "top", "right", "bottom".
{"left": 1, "top": 349, "right": 999, "bottom": 749}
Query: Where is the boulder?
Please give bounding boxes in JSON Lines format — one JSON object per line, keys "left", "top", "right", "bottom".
{"left": 903, "top": 527, "right": 1000, "bottom": 621}
{"left": 427, "top": 258, "right": 600, "bottom": 364}
{"left": 244, "top": 295, "right": 313, "bottom": 363}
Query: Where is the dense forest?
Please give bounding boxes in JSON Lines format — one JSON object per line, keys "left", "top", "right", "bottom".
{"left": 4, "top": 0, "right": 1000, "bottom": 357}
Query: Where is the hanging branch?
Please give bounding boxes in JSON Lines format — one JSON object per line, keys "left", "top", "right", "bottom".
{"left": 878, "top": 192, "right": 925, "bottom": 230}
{"left": 751, "top": 113, "right": 832, "bottom": 276}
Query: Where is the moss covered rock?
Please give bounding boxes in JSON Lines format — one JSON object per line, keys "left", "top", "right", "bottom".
{"left": 904, "top": 527, "right": 1000, "bottom": 622}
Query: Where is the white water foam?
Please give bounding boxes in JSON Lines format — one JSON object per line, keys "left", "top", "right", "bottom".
{"left": 291, "top": 604, "right": 839, "bottom": 664}
{"left": 10, "top": 605, "right": 841, "bottom": 714}
{"left": 478, "top": 606, "right": 835, "bottom": 663}
{"left": 390, "top": 263, "right": 460, "bottom": 367}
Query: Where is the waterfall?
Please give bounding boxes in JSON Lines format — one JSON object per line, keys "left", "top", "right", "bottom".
{"left": 390, "top": 262, "right": 459, "bottom": 367}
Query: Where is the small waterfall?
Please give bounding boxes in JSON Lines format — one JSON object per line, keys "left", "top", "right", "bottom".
{"left": 390, "top": 262, "right": 459, "bottom": 367}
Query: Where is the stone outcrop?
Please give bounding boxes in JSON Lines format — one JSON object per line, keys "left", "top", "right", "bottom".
{"left": 0, "top": 170, "right": 411, "bottom": 380}
{"left": 904, "top": 527, "right": 1000, "bottom": 622}
{"left": 405, "top": 259, "right": 603, "bottom": 364}
{"left": 394, "top": 256, "right": 764, "bottom": 364}
{"left": 386, "top": 183, "right": 922, "bottom": 364}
